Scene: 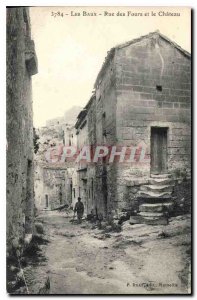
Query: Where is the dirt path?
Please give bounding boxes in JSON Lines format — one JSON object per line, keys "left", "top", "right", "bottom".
{"left": 25, "top": 211, "right": 191, "bottom": 295}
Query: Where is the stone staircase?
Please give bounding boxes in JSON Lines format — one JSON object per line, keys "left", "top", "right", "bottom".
{"left": 131, "top": 174, "right": 174, "bottom": 225}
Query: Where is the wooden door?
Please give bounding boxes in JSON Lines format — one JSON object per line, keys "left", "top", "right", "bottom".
{"left": 151, "top": 127, "right": 168, "bottom": 174}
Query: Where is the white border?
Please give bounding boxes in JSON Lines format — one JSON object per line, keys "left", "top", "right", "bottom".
{"left": 1, "top": 0, "right": 195, "bottom": 299}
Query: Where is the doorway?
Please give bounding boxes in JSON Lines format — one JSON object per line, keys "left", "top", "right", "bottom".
{"left": 25, "top": 159, "right": 33, "bottom": 233}
{"left": 45, "top": 194, "right": 49, "bottom": 208}
{"left": 151, "top": 127, "right": 168, "bottom": 174}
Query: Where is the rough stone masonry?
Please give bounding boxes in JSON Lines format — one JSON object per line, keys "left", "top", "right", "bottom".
{"left": 75, "top": 31, "right": 191, "bottom": 220}
{"left": 6, "top": 7, "right": 38, "bottom": 254}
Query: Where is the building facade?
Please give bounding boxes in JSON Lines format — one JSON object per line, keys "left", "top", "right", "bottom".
{"left": 74, "top": 95, "right": 96, "bottom": 215}
{"left": 34, "top": 108, "right": 81, "bottom": 211}
{"left": 7, "top": 7, "right": 38, "bottom": 252}
{"left": 34, "top": 31, "right": 191, "bottom": 223}
{"left": 74, "top": 31, "right": 191, "bottom": 222}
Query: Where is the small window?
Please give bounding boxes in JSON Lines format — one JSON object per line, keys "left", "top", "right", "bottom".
{"left": 156, "top": 85, "right": 162, "bottom": 92}
{"left": 73, "top": 188, "right": 76, "bottom": 198}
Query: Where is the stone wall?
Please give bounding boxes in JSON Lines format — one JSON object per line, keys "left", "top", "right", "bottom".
{"left": 34, "top": 124, "right": 64, "bottom": 211}
{"left": 34, "top": 119, "right": 78, "bottom": 211}
{"left": 114, "top": 33, "right": 191, "bottom": 210}
{"left": 172, "top": 178, "right": 191, "bottom": 214}
{"left": 87, "top": 96, "right": 96, "bottom": 214}
{"left": 34, "top": 163, "right": 44, "bottom": 211}
{"left": 71, "top": 169, "right": 80, "bottom": 208}
{"left": 75, "top": 110, "right": 90, "bottom": 215}
{"left": 92, "top": 32, "right": 191, "bottom": 216}
{"left": 6, "top": 7, "right": 38, "bottom": 252}
{"left": 74, "top": 96, "right": 97, "bottom": 215}
{"left": 95, "top": 57, "right": 118, "bottom": 216}
{"left": 43, "top": 168, "right": 67, "bottom": 210}
{"left": 63, "top": 125, "right": 76, "bottom": 147}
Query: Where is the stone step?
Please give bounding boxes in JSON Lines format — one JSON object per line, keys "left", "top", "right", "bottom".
{"left": 142, "top": 216, "right": 164, "bottom": 221}
{"left": 151, "top": 174, "right": 171, "bottom": 179}
{"left": 148, "top": 178, "right": 174, "bottom": 185}
{"left": 138, "top": 211, "right": 164, "bottom": 218}
{"left": 130, "top": 215, "right": 168, "bottom": 226}
{"left": 139, "top": 202, "right": 174, "bottom": 213}
{"left": 138, "top": 196, "right": 172, "bottom": 204}
{"left": 139, "top": 203, "right": 163, "bottom": 213}
{"left": 138, "top": 190, "right": 171, "bottom": 198}
{"left": 140, "top": 184, "right": 174, "bottom": 193}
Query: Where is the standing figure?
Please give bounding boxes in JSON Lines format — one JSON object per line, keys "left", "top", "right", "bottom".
{"left": 74, "top": 197, "right": 84, "bottom": 224}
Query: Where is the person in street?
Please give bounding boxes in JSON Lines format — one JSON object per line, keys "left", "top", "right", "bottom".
{"left": 74, "top": 197, "right": 84, "bottom": 224}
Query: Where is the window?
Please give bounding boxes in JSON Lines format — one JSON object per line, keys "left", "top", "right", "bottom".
{"left": 156, "top": 85, "right": 162, "bottom": 92}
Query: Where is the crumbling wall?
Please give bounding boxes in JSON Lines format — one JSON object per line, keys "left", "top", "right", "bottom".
{"left": 6, "top": 7, "right": 38, "bottom": 252}
{"left": 172, "top": 179, "right": 191, "bottom": 214}
{"left": 34, "top": 121, "right": 76, "bottom": 210}
{"left": 34, "top": 163, "right": 44, "bottom": 211}
{"left": 43, "top": 168, "right": 67, "bottom": 210}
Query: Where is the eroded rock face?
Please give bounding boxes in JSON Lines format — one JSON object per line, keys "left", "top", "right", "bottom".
{"left": 7, "top": 7, "right": 38, "bottom": 252}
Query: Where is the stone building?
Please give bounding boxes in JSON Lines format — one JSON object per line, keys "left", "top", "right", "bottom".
{"left": 75, "top": 31, "right": 191, "bottom": 222}
{"left": 34, "top": 107, "right": 81, "bottom": 211}
{"left": 74, "top": 95, "right": 96, "bottom": 215}
{"left": 6, "top": 7, "right": 38, "bottom": 251}
{"left": 34, "top": 125, "right": 67, "bottom": 211}
{"left": 34, "top": 161, "right": 69, "bottom": 211}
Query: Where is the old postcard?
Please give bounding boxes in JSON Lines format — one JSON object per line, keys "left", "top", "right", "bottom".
{"left": 6, "top": 6, "right": 191, "bottom": 295}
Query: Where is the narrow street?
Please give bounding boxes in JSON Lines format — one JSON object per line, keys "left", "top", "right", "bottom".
{"left": 6, "top": 7, "right": 192, "bottom": 297}
{"left": 23, "top": 211, "right": 191, "bottom": 295}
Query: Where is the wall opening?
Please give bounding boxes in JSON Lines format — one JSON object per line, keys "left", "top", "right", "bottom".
{"left": 156, "top": 85, "right": 162, "bottom": 92}
{"left": 25, "top": 159, "right": 33, "bottom": 234}
{"left": 45, "top": 194, "right": 49, "bottom": 208}
{"left": 79, "top": 187, "right": 81, "bottom": 197}
{"left": 151, "top": 127, "right": 168, "bottom": 174}
{"left": 59, "top": 185, "right": 62, "bottom": 205}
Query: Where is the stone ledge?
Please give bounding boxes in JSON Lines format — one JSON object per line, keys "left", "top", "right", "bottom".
{"left": 125, "top": 178, "right": 149, "bottom": 187}
{"left": 130, "top": 215, "right": 168, "bottom": 226}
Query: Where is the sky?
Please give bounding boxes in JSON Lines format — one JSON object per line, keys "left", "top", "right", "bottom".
{"left": 30, "top": 6, "right": 191, "bottom": 127}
